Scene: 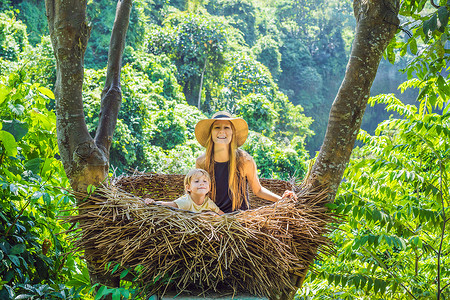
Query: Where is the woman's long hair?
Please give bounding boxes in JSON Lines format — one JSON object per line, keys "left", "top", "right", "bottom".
{"left": 202, "top": 122, "right": 248, "bottom": 211}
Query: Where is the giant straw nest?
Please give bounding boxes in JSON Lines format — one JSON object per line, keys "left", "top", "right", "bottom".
{"left": 66, "top": 172, "right": 337, "bottom": 298}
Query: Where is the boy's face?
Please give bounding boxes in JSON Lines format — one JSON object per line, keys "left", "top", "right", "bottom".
{"left": 186, "top": 174, "right": 210, "bottom": 196}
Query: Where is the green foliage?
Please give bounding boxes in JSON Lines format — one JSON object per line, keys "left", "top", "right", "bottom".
{"left": 15, "top": 0, "right": 47, "bottom": 46}
{"left": 8, "top": 0, "right": 356, "bottom": 156}
{"left": 0, "top": 0, "right": 12, "bottom": 11}
{"left": 148, "top": 11, "right": 230, "bottom": 106}
{"left": 216, "top": 52, "right": 313, "bottom": 147}
{"left": 216, "top": 52, "right": 275, "bottom": 110}
{"left": 300, "top": 90, "right": 450, "bottom": 299}
{"left": 0, "top": 65, "right": 84, "bottom": 299}
{"left": 235, "top": 93, "right": 278, "bottom": 133}
{"left": 252, "top": 35, "right": 282, "bottom": 79}
{"left": 206, "top": 0, "right": 257, "bottom": 46}
{"left": 82, "top": 51, "right": 208, "bottom": 174}
{"left": 242, "top": 132, "right": 307, "bottom": 180}
{"left": 387, "top": 1, "right": 450, "bottom": 106}
{"left": 0, "top": 11, "right": 28, "bottom": 61}
{"left": 21, "top": 36, "right": 56, "bottom": 89}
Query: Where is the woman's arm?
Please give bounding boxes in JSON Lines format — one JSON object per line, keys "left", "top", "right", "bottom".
{"left": 244, "top": 156, "right": 281, "bottom": 202}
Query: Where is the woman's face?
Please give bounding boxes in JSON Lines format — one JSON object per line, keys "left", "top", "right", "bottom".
{"left": 211, "top": 120, "right": 233, "bottom": 145}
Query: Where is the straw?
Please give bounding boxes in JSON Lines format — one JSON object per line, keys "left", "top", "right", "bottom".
{"left": 65, "top": 173, "right": 337, "bottom": 298}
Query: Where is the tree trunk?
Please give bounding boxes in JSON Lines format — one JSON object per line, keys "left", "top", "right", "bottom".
{"left": 45, "top": 0, "right": 133, "bottom": 296}
{"left": 198, "top": 58, "right": 207, "bottom": 109}
{"left": 275, "top": 0, "right": 400, "bottom": 299}
{"left": 306, "top": 0, "right": 400, "bottom": 197}
{"left": 45, "top": 0, "right": 132, "bottom": 191}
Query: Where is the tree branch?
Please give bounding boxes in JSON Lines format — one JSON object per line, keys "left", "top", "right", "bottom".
{"left": 45, "top": 0, "right": 109, "bottom": 191}
{"left": 95, "top": 0, "right": 133, "bottom": 154}
{"left": 307, "top": 0, "right": 400, "bottom": 200}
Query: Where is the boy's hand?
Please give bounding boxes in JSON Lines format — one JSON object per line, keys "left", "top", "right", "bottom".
{"left": 281, "top": 190, "right": 297, "bottom": 200}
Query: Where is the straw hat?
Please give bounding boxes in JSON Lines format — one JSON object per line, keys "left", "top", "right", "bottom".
{"left": 195, "top": 111, "right": 248, "bottom": 147}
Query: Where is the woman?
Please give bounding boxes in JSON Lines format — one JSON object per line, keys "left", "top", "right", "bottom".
{"left": 195, "top": 111, "right": 294, "bottom": 213}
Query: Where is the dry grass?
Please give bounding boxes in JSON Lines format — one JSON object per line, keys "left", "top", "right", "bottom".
{"left": 64, "top": 173, "right": 336, "bottom": 297}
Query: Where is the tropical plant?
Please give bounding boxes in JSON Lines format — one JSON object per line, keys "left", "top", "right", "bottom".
{"left": 0, "top": 11, "right": 28, "bottom": 61}
{"left": 0, "top": 64, "right": 84, "bottom": 299}
{"left": 300, "top": 84, "right": 450, "bottom": 298}
{"left": 148, "top": 11, "right": 230, "bottom": 107}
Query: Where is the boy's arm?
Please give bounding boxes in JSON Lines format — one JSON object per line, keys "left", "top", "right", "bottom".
{"left": 156, "top": 201, "right": 178, "bottom": 208}
{"left": 144, "top": 198, "right": 179, "bottom": 208}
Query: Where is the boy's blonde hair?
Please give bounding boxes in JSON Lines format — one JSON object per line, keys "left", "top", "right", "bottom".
{"left": 184, "top": 169, "right": 211, "bottom": 193}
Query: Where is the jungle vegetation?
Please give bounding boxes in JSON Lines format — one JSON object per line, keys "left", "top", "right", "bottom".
{"left": 0, "top": 0, "right": 448, "bottom": 299}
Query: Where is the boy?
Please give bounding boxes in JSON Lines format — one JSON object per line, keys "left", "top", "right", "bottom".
{"left": 145, "top": 169, "right": 224, "bottom": 215}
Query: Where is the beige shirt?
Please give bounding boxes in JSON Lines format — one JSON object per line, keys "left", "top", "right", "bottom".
{"left": 174, "top": 194, "right": 221, "bottom": 214}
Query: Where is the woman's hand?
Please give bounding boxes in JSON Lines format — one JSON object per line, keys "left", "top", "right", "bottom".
{"left": 281, "top": 190, "right": 297, "bottom": 200}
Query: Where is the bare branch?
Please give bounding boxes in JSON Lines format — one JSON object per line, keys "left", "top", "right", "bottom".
{"left": 105, "top": 0, "right": 133, "bottom": 89}
{"left": 95, "top": 0, "right": 133, "bottom": 155}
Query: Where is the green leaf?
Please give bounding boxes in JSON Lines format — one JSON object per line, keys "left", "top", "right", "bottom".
{"left": 112, "top": 289, "right": 121, "bottom": 300}
{"left": 120, "top": 289, "right": 130, "bottom": 298}
{"left": 379, "top": 280, "right": 387, "bottom": 294}
{"left": 392, "top": 281, "right": 399, "bottom": 294}
{"left": 0, "top": 130, "right": 18, "bottom": 157}
{"left": 87, "top": 184, "right": 97, "bottom": 195}
{"left": 10, "top": 244, "right": 26, "bottom": 255}
{"left": 372, "top": 209, "right": 381, "bottom": 222}
{"left": 437, "top": 7, "right": 449, "bottom": 32}
{"left": 95, "top": 286, "right": 110, "bottom": 300}
{"left": 37, "top": 87, "right": 55, "bottom": 99}
{"left": 353, "top": 276, "right": 360, "bottom": 289}
{"left": 334, "top": 274, "right": 340, "bottom": 286}
{"left": 5, "top": 270, "right": 14, "bottom": 282}
{"left": 368, "top": 234, "right": 376, "bottom": 246}
{"left": 436, "top": 75, "right": 449, "bottom": 98}
{"left": 24, "top": 158, "right": 44, "bottom": 174}
{"left": 327, "top": 273, "right": 334, "bottom": 285}
{"left": 43, "top": 193, "right": 51, "bottom": 206}
{"left": 341, "top": 275, "right": 348, "bottom": 287}
{"left": 2, "top": 120, "right": 28, "bottom": 141}
{"left": 111, "top": 263, "right": 120, "bottom": 274}
{"left": 120, "top": 269, "right": 129, "bottom": 279}
{"left": 374, "top": 278, "right": 381, "bottom": 294}
{"left": 409, "top": 38, "right": 418, "bottom": 55}
{"left": 423, "top": 13, "right": 438, "bottom": 36}
{"left": 387, "top": 49, "right": 395, "bottom": 64}
{"left": 0, "top": 84, "right": 10, "bottom": 105}
{"left": 8, "top": 254, "right": 20, "bottom": 267}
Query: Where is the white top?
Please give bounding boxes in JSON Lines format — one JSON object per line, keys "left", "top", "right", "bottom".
{"left": 174, "top": 194, "right": 221, "bottom": 214}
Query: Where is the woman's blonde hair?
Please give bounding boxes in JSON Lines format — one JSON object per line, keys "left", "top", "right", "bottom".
{"left": 201, "top": 122, "right": 248, "bottom": 211}
{"left": 184, "top": 169, "right": 211, "bottom": 194}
